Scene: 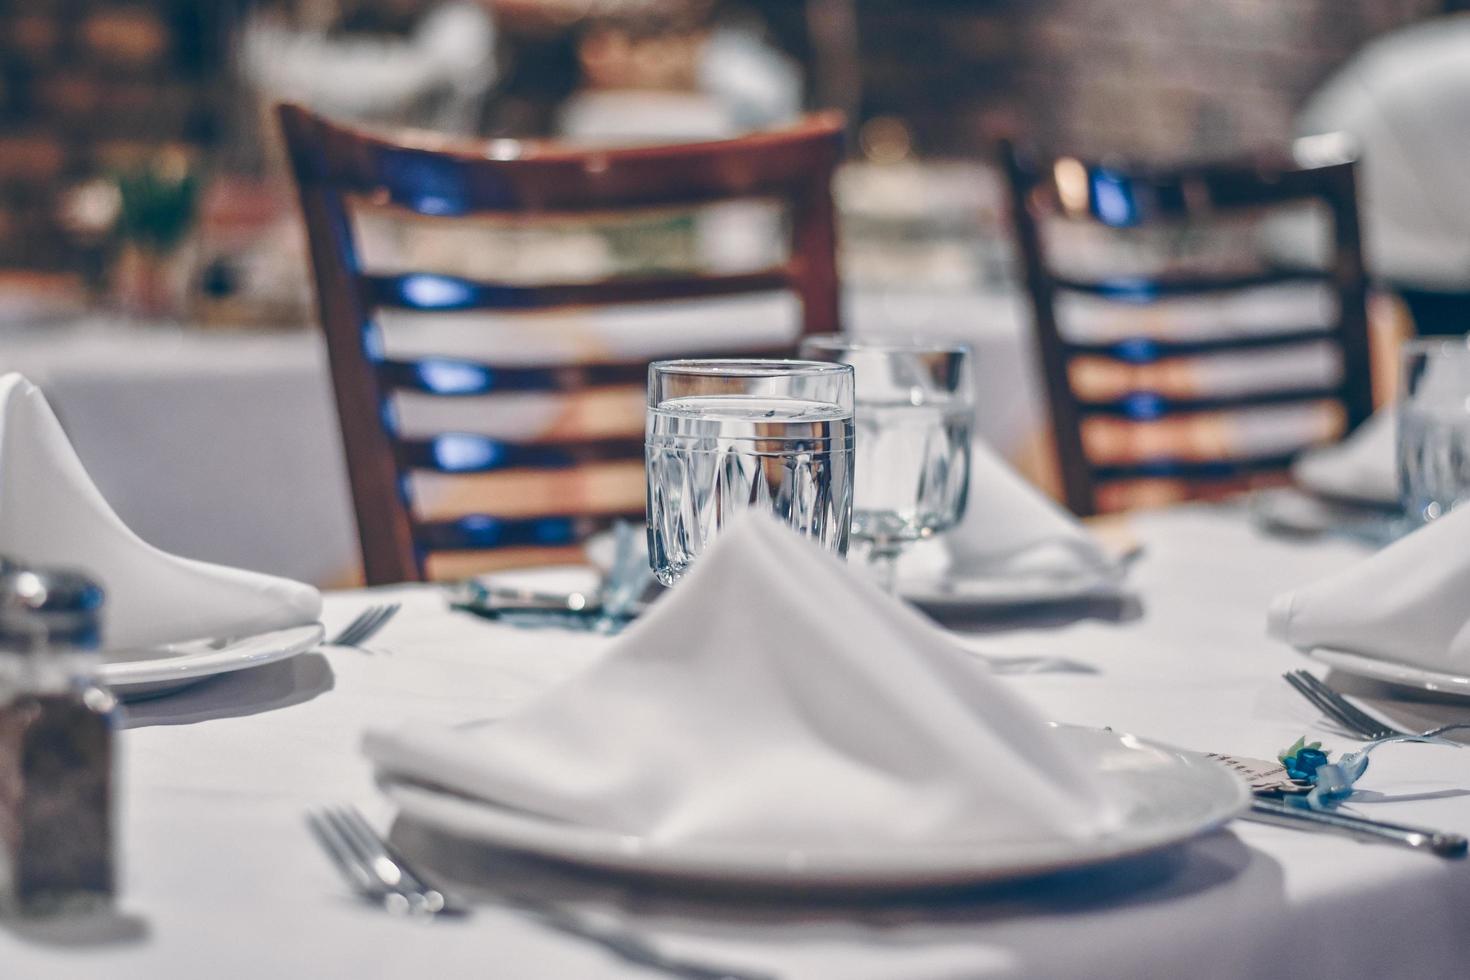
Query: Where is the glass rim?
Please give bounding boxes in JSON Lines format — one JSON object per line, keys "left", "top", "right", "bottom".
{"left": 797, "top": 333, "right": 972, "bottom": 355}
{"left": 649, "top": 358, "right": 854, "bottom": 378}
{"left": 1401, "top": 336, "right": 1470, "bottom": 359}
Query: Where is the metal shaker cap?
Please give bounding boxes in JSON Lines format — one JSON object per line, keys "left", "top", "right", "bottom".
{"left": 0, "top": 565, "right": 105, "bottom": 651}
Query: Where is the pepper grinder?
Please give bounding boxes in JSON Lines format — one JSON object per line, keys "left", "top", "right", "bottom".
{"left": 0, "top": 565, "right": 116, "bottom": 916}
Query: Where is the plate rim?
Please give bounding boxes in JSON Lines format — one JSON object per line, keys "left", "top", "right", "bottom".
{"left": 381, "top": 725, "right": 1249, "bottom": 889}
{"left": 100, "top": 622, "right": 325, "bottom": 687}
{"left": 1305, "top": 646, "right": 1470, "bottom": 696}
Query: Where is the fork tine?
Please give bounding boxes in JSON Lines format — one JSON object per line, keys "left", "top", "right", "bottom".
{"left": 1284, "top": 672, "right": 1381, "bottom": 738}
{"left": 335, "top": 807, "right": 450, "bottom": 913}
{"left": 1283, "top": 672, "right": 1363, "bottom": 736}
{"left": 1293, "top": 670, "right": 1404, "bottom": 739}
{"left": 329, "top": 607, "right": 375, "bottom": 646}
{"left": 307, "top": 811, "right": 413, "bottom": 914}
{"left": 341, "top": 604, "right": 400, "bottom": 648}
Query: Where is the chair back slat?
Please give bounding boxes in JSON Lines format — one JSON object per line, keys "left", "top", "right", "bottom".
{"left": 363, "top": 268, "right": 793, "bottom": 313}
{"left": 1054, "top": 269, "right": 1324, "bottom": 300}
{"left": 396, "top": 434, "right": 646, "bottom": 474}
{"left": 289, "top": 114, "right": 844, "bottom": 216}
{"left": 280, "top": 103, "right": 844, "bottom": 582}
{"left": 1002, "top": 138, "right": 1373, "bottom": 515}
{"left": 1063, "top": 328, "right": 1334, "bottom": 363}
{"left": 1093, "top": 451, "right": 1305, "bottom": 483}
{"left": 1076, "top": 387, "right": 1343, "bottom": 418}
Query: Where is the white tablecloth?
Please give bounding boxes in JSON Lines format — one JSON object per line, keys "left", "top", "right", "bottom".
{"left": 6, "top": 506, "right": 1469, "bottom": 978}
{"left": 1, "top": 290, "right": 1036, "bottom": 585}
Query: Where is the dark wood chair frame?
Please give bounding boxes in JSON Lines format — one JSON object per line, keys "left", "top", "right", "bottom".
{"left": 279, "top": 104, "right": 845, "bottom": 583}
{"left": 1001, "top": 140, "right": 1374, "bottom": 516}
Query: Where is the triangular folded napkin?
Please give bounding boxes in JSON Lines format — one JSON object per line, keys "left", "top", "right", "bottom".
{"left": 0, "top": 373, "right": 321, "bottom": 650}
{"left": 366, "top": 512, "right": 1123, "bottom": 849}
{"left": 1268, "top": 503, "right": 1470, "bottom": 671}
{"left": 940, "top": 438, "right": 1126, "bottom": 583}
{"left": 1291, "top": 408, "right": 1397, "bottom": 506}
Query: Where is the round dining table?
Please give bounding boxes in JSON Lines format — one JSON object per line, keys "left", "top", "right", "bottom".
{"left": 5, "top": 503, "right": 1468, "bottom": 979}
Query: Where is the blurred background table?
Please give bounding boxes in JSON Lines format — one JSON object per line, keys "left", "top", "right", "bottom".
{"left": 6, "top": 286, "right": 1036, "bottom": 586}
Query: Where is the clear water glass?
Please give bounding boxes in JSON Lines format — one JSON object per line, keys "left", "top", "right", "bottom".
{"left": 1399, "top": 337, "right": 1470, "bottom": 524}
{"left": 645, "top": 359, "right": 855, "bottom": 586}
{"left": 798, "top": 335, "right": 974, "bottom": 590}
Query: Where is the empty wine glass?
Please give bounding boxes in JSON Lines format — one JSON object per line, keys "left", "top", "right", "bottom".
{"left": 645, "top": 359, "right": 855, "bottom": 586}
{"left": 798, "top": 335, "right": 974, "bottom": 590}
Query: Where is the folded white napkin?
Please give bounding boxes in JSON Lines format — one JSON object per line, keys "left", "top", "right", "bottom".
{"left": 366, "top": 512, "right": 1123, "bottom": 848}
{"left": 0, "top": 373, "right": 321, "bottom": 650}
{"left": 1268, "top": 503, "right": 1470, "bottom": 671}
{"left": 937, "top": 439, "right": 1125, "bottom": 583}
{"left": 1291, "top": 408, "right": 1397, "bottom": 506}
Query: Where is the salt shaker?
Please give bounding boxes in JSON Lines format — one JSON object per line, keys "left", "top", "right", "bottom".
{"left": 0, "top": 565, "right": 115, "bottom": 916}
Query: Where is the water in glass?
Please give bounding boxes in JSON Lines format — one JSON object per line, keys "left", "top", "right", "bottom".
{"left": 1398, "top": 404, "right": 1470, "bottom": 522}
{"left": 851, "top": 399, "right": 972, "bottom": 545}
{"left": 646, "top": 394, "right": 853, "bottom": 585}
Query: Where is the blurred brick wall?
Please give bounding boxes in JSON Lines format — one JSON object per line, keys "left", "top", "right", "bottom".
{"left": 752, "top": 0, "right": 1441, "bottom": 158}
{"left": 1014, "top": 0, "right": 1443, "bottom": 159}
{"left": 0, "top": 1, "right": 230, "bottom": 268}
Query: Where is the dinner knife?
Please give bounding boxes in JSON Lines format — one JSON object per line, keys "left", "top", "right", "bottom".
{"left": 1243, "top": 797, "right": 1468, "bottom": 858}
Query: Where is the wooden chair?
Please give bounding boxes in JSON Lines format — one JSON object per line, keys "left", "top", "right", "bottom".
{"left": 278, "top": 104, "right": 844, "bottom": 583}
{"left": 1001, "top": 138, "right": 1374, "bottom": 516}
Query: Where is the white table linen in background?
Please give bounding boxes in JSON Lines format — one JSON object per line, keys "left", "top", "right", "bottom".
{"left": 367, "top": 514, "right": 1120, "bottom": 849}
{"left": 0, "top": 374, "right": 320, "bottom": 648}
{"left": 5, "top": 506, "right": 1470, "bottom": 979}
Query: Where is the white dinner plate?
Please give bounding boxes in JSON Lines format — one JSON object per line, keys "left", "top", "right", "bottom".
{"left": 381, "top": 726, "right": 1249, "bottom": 890}
{"left": 101, "top": 623, "right": 325, "bottom": 699}
{"left": 1305, "top": 646, "right": 1470, "bottom": 698}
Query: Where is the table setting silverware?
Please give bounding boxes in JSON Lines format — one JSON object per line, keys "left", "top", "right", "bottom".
{"left": 448, "top": 521, "right": 655, "bottom": 634}
{"left": 326, "top": 603, "right": 401, "bottom": 648}
{"left": 306, "top": 805, "right": 776, "bottom": 980}
{"left": 1242, "top": 797, "right": 1467, "bottom": 857}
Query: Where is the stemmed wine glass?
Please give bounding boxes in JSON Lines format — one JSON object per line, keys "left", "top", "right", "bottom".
{"left": 798, "top": 335, "right": 974, "bottom": 591}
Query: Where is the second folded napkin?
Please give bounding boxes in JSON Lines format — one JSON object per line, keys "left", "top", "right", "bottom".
{"left": 1268, "top": 503, "right": 1470, "bottom": 671}
{"left": 1291, "top": 408, "right": 1397, "bottom": 507}
{"left": 939, "top": 438, "right": 1126, "bottom": 583}
{"left": 0, "top": 373, "right": 322, "bottom": 650}
{"left": 367, "top": 513, "right": 1123, "bottom": 849}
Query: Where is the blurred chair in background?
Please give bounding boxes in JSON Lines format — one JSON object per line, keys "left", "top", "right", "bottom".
{"left": 1002, "top": 138, "right": 1373, "bottom": 516}
{"left": 278, "top": 104, "right": 843, "bottom": 584}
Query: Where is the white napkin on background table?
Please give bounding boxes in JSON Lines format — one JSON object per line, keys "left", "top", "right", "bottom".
{"left": 1291, "top": 408, "right": 1397, "bottom": 506}
{"left": 0, "top": 373, "right": 321, "bottom": 649}
{"left": 367, "top": 513, "right": 1123, "bottom": 848}
{"left": 938, "top": 438, "right": 1126, "bottom": 583}
{"left": 1268, "top": 503, "right": 1470, "bottom": 671}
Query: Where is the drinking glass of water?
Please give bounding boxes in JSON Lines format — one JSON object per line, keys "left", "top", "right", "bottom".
{"left": 645, "top": 359, "right": 855, "bottom": 586}
{"left": 1399, "top": 337, "right": 1470, "bottom": 524}
{"left": 798, "top": 335, "right": 974, "bottom": 590}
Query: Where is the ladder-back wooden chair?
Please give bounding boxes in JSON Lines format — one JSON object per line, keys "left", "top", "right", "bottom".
{"left": 279, "top": 104, "right": 844, "bottom": 583}
{"left": 1001, "top": 138, "right": 1373, "bottom": 516}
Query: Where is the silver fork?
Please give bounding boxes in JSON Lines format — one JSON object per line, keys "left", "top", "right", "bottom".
{"left": 307, "top": 806, "right": 776, "bottom": 980}
{"left": 329, "top": 603, "right": 401, "bottom": 648}
{"left": 1283, "top": 670, "right": 1408, "bottom": 740}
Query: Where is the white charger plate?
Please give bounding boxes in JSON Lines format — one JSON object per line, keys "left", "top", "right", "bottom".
{"left": 101, "top": 623, "right": 325, "bottom": 699}
{"left": 1305, "top": 646, "right": 1470, "bottom": 698}
{"left": 381, "top": 726, "right": 1248, "bottom": 890}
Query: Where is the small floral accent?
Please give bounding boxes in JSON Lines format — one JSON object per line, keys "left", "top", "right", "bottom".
{"left": 1278, "top": 737, "right": 1331, "bottom": 783}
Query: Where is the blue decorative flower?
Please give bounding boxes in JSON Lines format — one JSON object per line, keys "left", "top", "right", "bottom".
{"left": 1278, "top": 737, "right": 1331, "bottom": 783}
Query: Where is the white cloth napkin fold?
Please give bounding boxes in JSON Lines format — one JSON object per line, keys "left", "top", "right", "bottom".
{"left": 0, "top": 373, "right": 321, "bottom": 650}
{"left": 1268, "top": 503, "right": 1470, "bottom": 671}
{"left": 1291, "top": 408, "right": 1397, "bottom": 506}
{"left": 938, "top": 439, "right": 1125, "bottom": 583}
{"left": 366, "top": 512, "right": 1123, "bottom": 849}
